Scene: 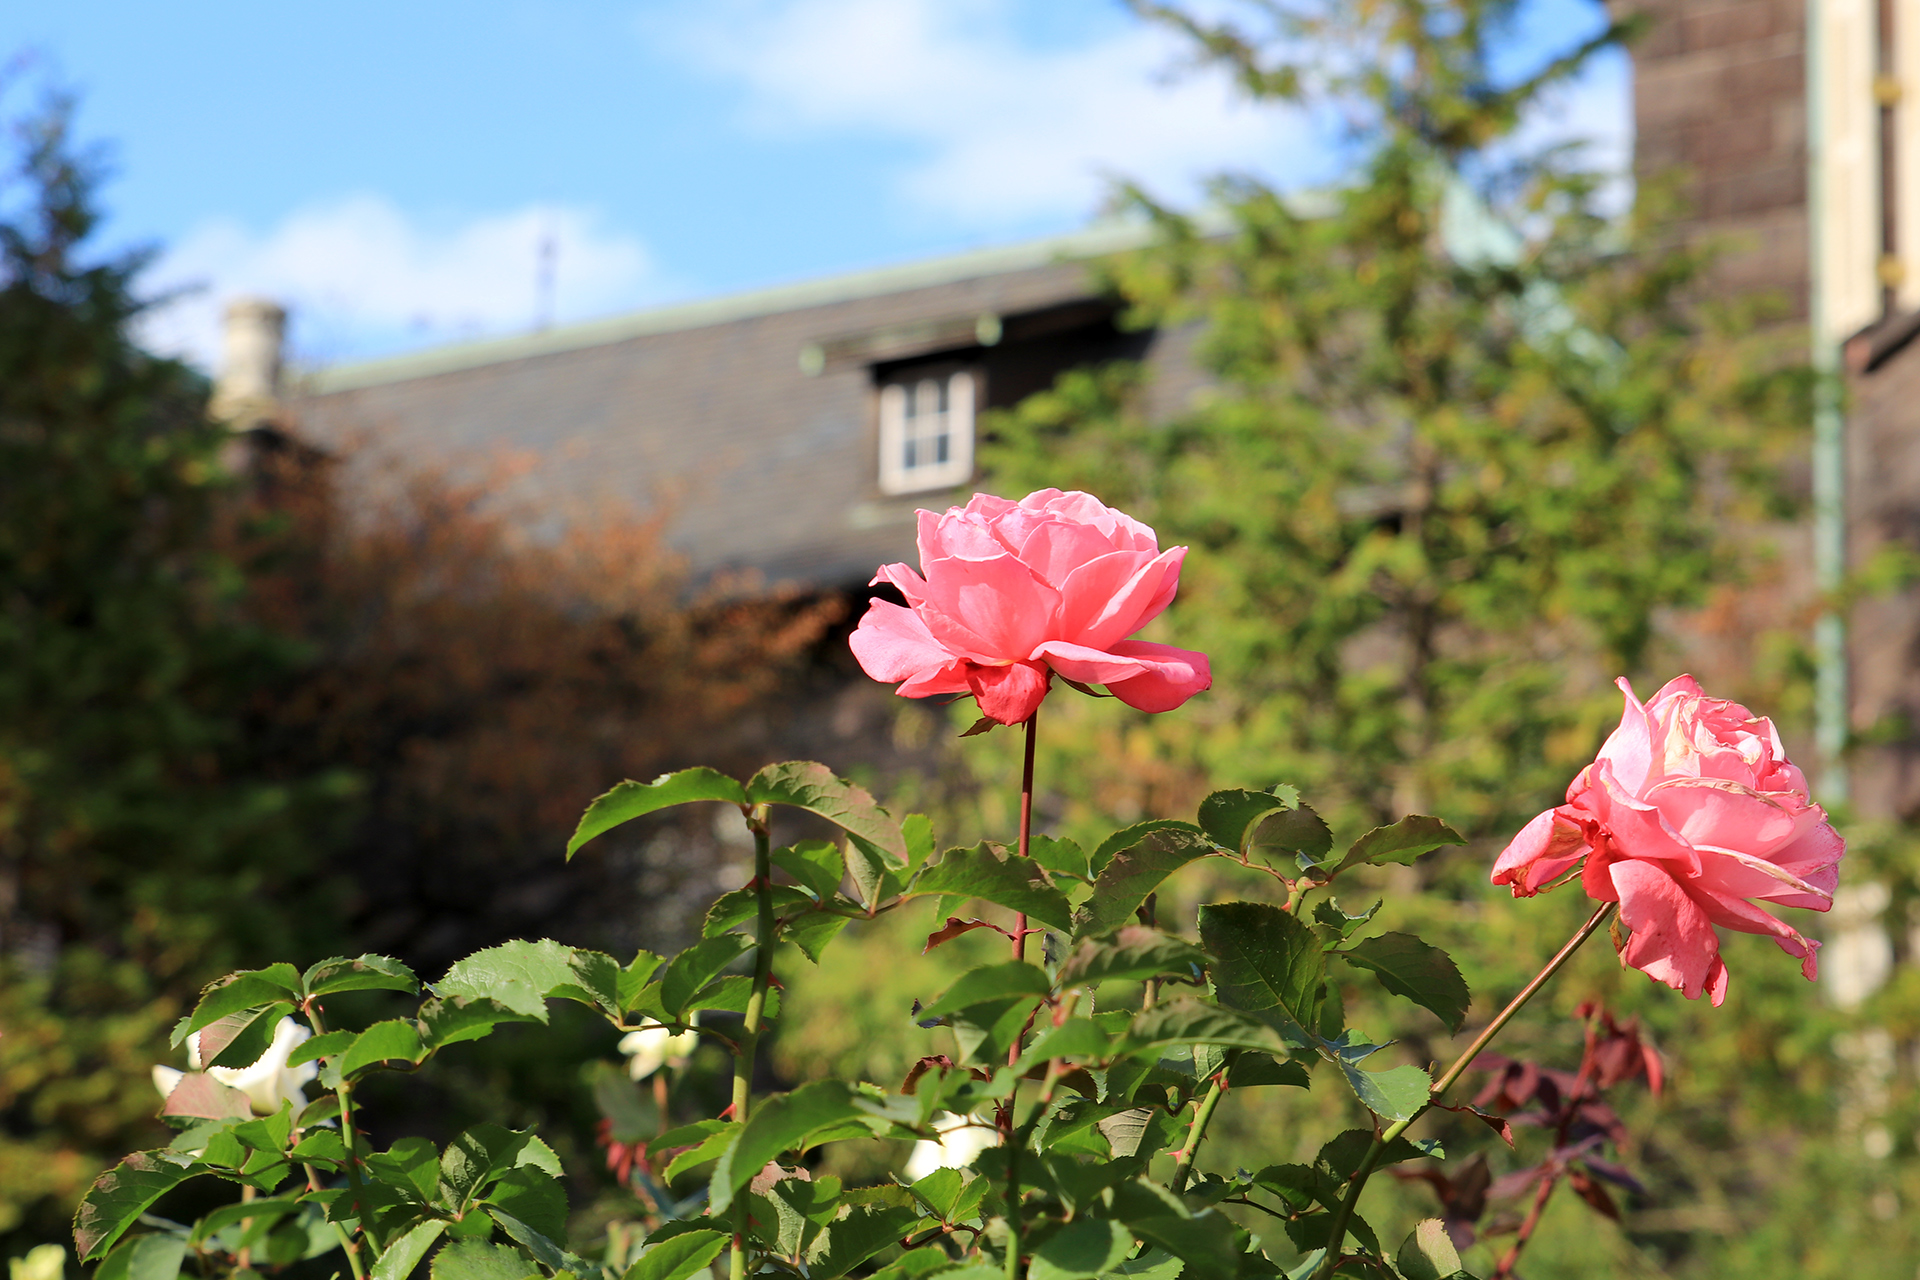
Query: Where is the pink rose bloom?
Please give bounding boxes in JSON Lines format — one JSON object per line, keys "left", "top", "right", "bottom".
{"left": 1493, "top": 676, "right": 1843, "bottom": 1006}
{"left": 849, "top": 490, "right": 1211, "bottom": 725}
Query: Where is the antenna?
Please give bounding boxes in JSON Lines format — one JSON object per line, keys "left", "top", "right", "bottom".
{"left": 535, "top": 215, "right": 557, "bottom": 331}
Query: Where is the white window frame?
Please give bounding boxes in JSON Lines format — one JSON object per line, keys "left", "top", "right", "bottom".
{"left": 877, "top": 368, "right": 975, "bottom": 495}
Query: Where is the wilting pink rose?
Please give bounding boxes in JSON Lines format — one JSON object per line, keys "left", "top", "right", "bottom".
{"left": 1493, "top": 676, "right": 1843, "bottom": 1006}
{"left": 849, "top": 490, "right": 1211, "bottom": 725}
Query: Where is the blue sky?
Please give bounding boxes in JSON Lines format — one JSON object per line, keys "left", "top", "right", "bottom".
{"left": 9, "top": 0, "right": 1626, "bottom": 371}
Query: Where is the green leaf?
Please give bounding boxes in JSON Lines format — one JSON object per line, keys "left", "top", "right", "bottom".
{"left": 436, "top": 940, "right": 582, "bottom": 1022}
{"left": 371, "top": 1220, "right": 448, "bottom": 1280}
{"left": 556, "top": 948, "right": 625, "bottom": 1014}
{"left": 199, "top": 1003, "right": 294, "bottom": 1069}
{"left": 747, "top": 761, "right": 908, "bottom": 862}
{"left": 420, "top": 997, "right": 541, "bottom": 1049}
{"left": 100, "top": 1235, "right": 186, "bottom": 1280}
{"left": 659, "top": 1124, "right": 739, "bottom": 1183}
{"left": 710, "top": 1081, "right": 886, "bottom": 1213}
{"left": 1074, "top": 829, "right": 1214, "bottom": 936}
{"left": 1028, "top": 835, "right": 1091, "bottom": 881}
{"left": 1198, "top": 901, "right": 1324, "bottom": 1040}
{"left": 287, "top": 1029, "right": 356, "bottom": 1066}
{"left": 906, "top": 1167, "right": 967, "bottom": 1220}
{"left": 1315, "top": 1130, "right": 1431, "bottom": 1182}
{"left": 1228, "top": 1054, "right": 1312, "bottom": 1090}
{"left": 624, "top": 1231, "right": 727, "bottom": 1280}
{"left": 1324, "top": 816, "right": 1465, "bottom": 878}
{"left": 568, "top": 768, "right": 748, "bottom": 859}
{"left": 1396, "top": 1220, "right": 1465, "bottom": 1280}
{"left": 1030, "top": 1218, "right": 1131, "bottom": 1280}
{"left": 703, "top": 885, "right": 815, "bottom": 938}
{"left": 618, "top": 951, "right": 666, "bottom": 1012}
{"left": 1117, "top": 997, "right": 1292, "bottom": 1057}
{"left": 1311, "top": 898, "right": 1380, "bottom": 941}
{"left": 303, "top": 955, "right": 420, "bottom": 997}
{"left": 177, "top": 966, "right": 302, "bottom": 1044}
{"left": 432, "top": 1240, "right": 540, "bottom": 1280}
{"left": 659, "top": 934, "right": 753, "bottom": 1017}
{"left": 1088, "top": 820, "right": 1203, "bottom": 877}
{"left": 73, "top": 1151, "right": 202, "bottom": 1260}
{"left": 807, "top": 1205, "right": 922, "bottom": 1279}
{"left": 1337, "top": 1063, "right": 1432, "bottom": 1122}
{"left": 484, "top": 1167, "right": 567, "bottom": 1243}
{"left": 772, "top": 840, "right": 845, "bottom": 900}
{"left": 910, "top": 842, "right": 1073, "bottom": 932}
{"left": 367, "top": 1136, "right": 442, "bottom": 1202}
{"left": 1017, "top": 1018, "right": 1113, "bottom": 1068}
{"left": 439, "top": 1125, "right": 561, "bottom": 1214}
{"left": 342, "top": 1020, "right": 426, "bottom": 1076}
{"left": 1197, "top": 788, "right": 1293, "bottom": 856}
{"left": 1337, "top": 934, "right": 1471, "bottom": 1032}
{"left": 785, "top": 911, "right": 852, "bottom": 963}
{"left": 486, "top": 1208, "right": 587, "bottom": 1274}
{"left": 918, "top": 961, "right": 1053, "bottom": 1019}
{"left": 681, "top": 974, "right": 783, "bottom": 1019}
{"left": 1058, "top": 927, "right": 1208, "bottom": 988}
{"left": 189, "top": 1195, "right": 303, "bottom": 1246}
{"left": 1257, "top": 805, "right": 1334, "bottom": 863}
{"left": 902, "top": 813, "right": 936, "bottom": 872}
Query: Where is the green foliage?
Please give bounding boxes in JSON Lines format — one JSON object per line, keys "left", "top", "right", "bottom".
{"left": 0, "top": 94, "right": 351, "bottom": 1242}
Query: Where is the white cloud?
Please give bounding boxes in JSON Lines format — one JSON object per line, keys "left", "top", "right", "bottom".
{"left": 139, "top": 195, "right": 660, "bottom": 371}
{"left": 655, "top": 0, "right": 1325, "bottom": 230}
{"left": 660, "top": 0, "right": 1632, "bottom": 228}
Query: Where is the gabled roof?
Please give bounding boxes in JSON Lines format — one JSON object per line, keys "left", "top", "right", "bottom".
{"left": 297, "top": 219, "right": 1166, "bottom": 396}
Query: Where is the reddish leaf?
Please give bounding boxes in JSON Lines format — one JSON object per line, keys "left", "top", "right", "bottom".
{"left": 161, "top": 1073, "right": 253, "bottom": 1121}
{"left": 1434, "top": 1101, "right": 1515, "bottom": 1147}
{"left": 923, "top": 916, "right": 1011, "bottom": 954}
{"left": 1568, "top": 1168, "right": 1620, "bottom": 1220}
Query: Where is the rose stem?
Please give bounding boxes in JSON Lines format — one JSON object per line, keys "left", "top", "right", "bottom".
{"left": 1003, "top": 708, "right": 1039, "bottom": 1280}
{"left": 729, "top": 804, "right": 776, "bottom": 1280}
{"left": 1312, "top": 901, "right": 1617, "bottom": 1280}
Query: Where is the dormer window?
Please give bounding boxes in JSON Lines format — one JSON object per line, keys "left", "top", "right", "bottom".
{"left": 878, "top": 368, "right": 975, "bottom": 495}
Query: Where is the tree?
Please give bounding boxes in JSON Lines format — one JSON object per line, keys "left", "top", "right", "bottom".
{"left": 981, "top": 0, "right": 1805, "bottom": 845}
{"left": 0, "top": 97, "right": 348, "bottom": 1241}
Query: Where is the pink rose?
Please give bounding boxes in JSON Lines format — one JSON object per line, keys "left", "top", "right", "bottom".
{"left": 1493, "top": 676, "right": 1843, "bottom": 1006}
{"left": 849, "top": 490, "right": 1212, "bottom": 725}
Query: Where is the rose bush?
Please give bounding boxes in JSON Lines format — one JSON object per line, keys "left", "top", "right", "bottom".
{"left": 1493, "top": 675, "right": 1844, "bottom": 1005}
{"left": 849, "top": 489, "right": 1211, "bottom": 724}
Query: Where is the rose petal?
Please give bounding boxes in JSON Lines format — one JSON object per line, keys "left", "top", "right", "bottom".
{"left": 1102, "top": 640, "right": 1211, "bottom": 713}
{"left": 1491, "top": 808, "right": 1589, "bottom": 896}
{"left": 1064, "top": 547, "right": 1186, "bottom": 651}
{"left": 1689, "top": 887, "right": 1821, "bottom": 981}
{"left": 1645, "top": 776, "right": 1800, "bottom": 856}
{"left": 921, "top": 552, "right": 1062, "bottom": 661}
{"left": 1596, "top": 677, "right": 1656, "bottom": 797}
{"left": 849, "top": 600, "right": 960, "bottom": 684}
{"left": 1611, "top": 860, "right": 1726, "bottom": 1003}
{"left": 968, "top": 661, "right": 1051, "bottom": 725}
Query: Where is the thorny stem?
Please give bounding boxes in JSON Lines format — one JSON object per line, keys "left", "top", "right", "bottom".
{"left": 1311, "top": 902, "right": 1617, "bottom": 1280}
{"left": 1003, "top": 710, "right": 1039, "bottom": 1280}
{"left": 303, "top": 1000, "right": 376, "bottom": 1268}
{"left": 730, "top": 806, "right": 777, "bottom": 1280}
{"left": 1169, "top": 1068, "right": 1230, "bottom": 1194}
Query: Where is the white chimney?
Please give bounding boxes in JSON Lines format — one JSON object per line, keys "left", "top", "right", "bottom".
{"left": 211, "top": 296, "right": 287, "bottom": 427}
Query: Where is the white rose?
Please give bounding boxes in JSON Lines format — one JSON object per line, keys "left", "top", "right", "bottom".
{"left": 152, "top": 1016, "right": 319, "bottom": 1116}
{"left": 903, "top": 1112, "right": 1000, "bottom": 1182}
{"left": 618, "top": 1018, "right": 700, "bottom": 1081}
